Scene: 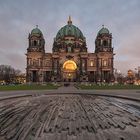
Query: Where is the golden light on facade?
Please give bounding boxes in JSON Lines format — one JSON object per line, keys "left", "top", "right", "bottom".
{"left": 63, "top": 60, "right": 77, "bottom": 71}
{"left": 128, "top": 70, "right": 134, "bottom": 77}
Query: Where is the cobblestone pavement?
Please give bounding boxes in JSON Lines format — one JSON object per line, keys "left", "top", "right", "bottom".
{"left": 0, "top": 94, "right": 140, "bottom": 140}
{"left": 0, "top": 85, "right": 140, "bottom": 101}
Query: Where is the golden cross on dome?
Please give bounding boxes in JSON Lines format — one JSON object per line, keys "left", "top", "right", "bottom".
{"left": 68, "top": 16, "right": 72, "bottom": 25}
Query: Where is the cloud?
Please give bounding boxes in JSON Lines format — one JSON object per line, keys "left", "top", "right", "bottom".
{"left": 0, "top": 0, "right": 140, "bottom": 74}
{"left": 114, "top": 23, "right": 140, "bottom": 73}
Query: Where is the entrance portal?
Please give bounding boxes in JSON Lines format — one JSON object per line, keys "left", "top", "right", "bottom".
{"left": 32, "top": 70, "right": 37, "bottom": 82}
{"left": 62, "top": 60, "right": 77, "bottom": 82}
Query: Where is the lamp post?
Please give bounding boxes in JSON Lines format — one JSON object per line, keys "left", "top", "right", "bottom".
{"left": 134, "top": 68, "right": 138, "bottom": 80}
{"left": 134, "top": 67, "right": 140, "bottom": 85}
{"left": 100, "top": 58, "right": 103, "bottom": 84}
{"left": 138, "top": 67, "right": 140, "bottom": 80}
{"left": 117, "top": 70, "right": 121, "bottom": 84}
{"left": 113, "top": 68, "right": 117, "bottom": 83}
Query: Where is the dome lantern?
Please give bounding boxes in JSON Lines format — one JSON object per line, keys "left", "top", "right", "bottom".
{"left": 98, "top": 25, "right": 110, "bottom": 35}
{"left": 67, "top": 16, "right": 72, "bottom": 25}
{"left": 31, "top": 25, "right": 43, "bottom": 36}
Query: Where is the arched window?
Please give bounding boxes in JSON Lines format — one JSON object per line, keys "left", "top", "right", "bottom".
{"left": 68, "top": 47, "right": 71, "bottom": 52}
{"left": 90, "top": 61, "right": 94, "bottom": 66}
{"left": 34, "top": 40, "right": 37, "bottom": 46}
{"left": 103, "top": 60, "right": 107, "bottom": 66}
{"left": 103, "top": 40, "right": 107, "bottom": 46}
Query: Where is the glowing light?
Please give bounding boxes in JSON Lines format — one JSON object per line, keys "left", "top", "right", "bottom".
{"left": 63, "top": 60, "right": 77, "bottom": 71}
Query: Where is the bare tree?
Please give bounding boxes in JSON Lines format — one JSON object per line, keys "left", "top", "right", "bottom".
{"left": 0, "top": 65, "right": 21, "bottom": 83}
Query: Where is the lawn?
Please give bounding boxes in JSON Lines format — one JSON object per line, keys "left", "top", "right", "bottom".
{"left": 0, "top": 83, "right": 59, "bottom": 91}
{"left": 77, "top": 84, "right": 140, "bottom": 90}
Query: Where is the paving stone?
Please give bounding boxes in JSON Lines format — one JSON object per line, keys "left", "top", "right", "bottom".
{"left": 0, "top": 94, "right": 140, "bottom": 140}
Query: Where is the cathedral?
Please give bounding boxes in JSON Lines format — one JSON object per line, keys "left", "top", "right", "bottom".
{"left": 26, "top": 17, "right": 115, "bottom": 83}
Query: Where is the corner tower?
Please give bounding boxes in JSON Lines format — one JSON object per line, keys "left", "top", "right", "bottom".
{"left": 95, "top": 25, "right": 113, "bottom": 53}
{"left": 95, "top": 26, "right": 114, "bottom": 83}
{"left": 28, "top": 25, "right": 45, "bottom": 52}
{"left": 26, "top": 26, "right": 45, "bottom": 83}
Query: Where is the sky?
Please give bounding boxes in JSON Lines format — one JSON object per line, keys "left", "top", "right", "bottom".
{"left": 0, "top": 0, "right": 140, "bottom": 74}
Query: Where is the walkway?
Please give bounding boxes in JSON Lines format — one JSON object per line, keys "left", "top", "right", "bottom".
{"left": 0, "top": 84, "right": 140, "bottom": 101}
{"left": 0, "top": 94, "right": 140, "bottom": 140}
{"left": 0, "top": 84, "right": 140, "bottom": 140}
{"left": 57, "top": 83, "right": 78, "bottom": 93}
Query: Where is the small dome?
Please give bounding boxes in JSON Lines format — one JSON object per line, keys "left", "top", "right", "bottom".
{"left": 98, "top": 25, "right": 109, "bottom": 35}
{"left": 31, "top": 25, "right": 42, "bottom": 35}
{"left": 56, "top": 16, "right": 85, "bottom": 40}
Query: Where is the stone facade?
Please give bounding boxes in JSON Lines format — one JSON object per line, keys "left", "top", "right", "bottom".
{"left": 26, "top": 17, "right": 114, "bottom": 83}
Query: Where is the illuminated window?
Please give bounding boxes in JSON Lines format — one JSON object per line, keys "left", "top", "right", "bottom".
{"left": 82, "top": 62, "right": 85, "bottom": 67}
{"left": 103, "top": 60, "right": 107, "bottom": 66}
{"left": 90, "top": 61, "right": 94, "bottom": 66}
{"left": 63, "top": 60, "right": 77, "bottom": 71}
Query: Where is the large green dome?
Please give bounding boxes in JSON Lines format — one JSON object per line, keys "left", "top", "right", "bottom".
{"left": 56, "top": 17, "right": 85, "bottom": 40}
{"left": 98, "top": 26, "right": 109, "bottom": 35}
{"left": 31, "top": 26, "right": 42, "bottom": 35}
